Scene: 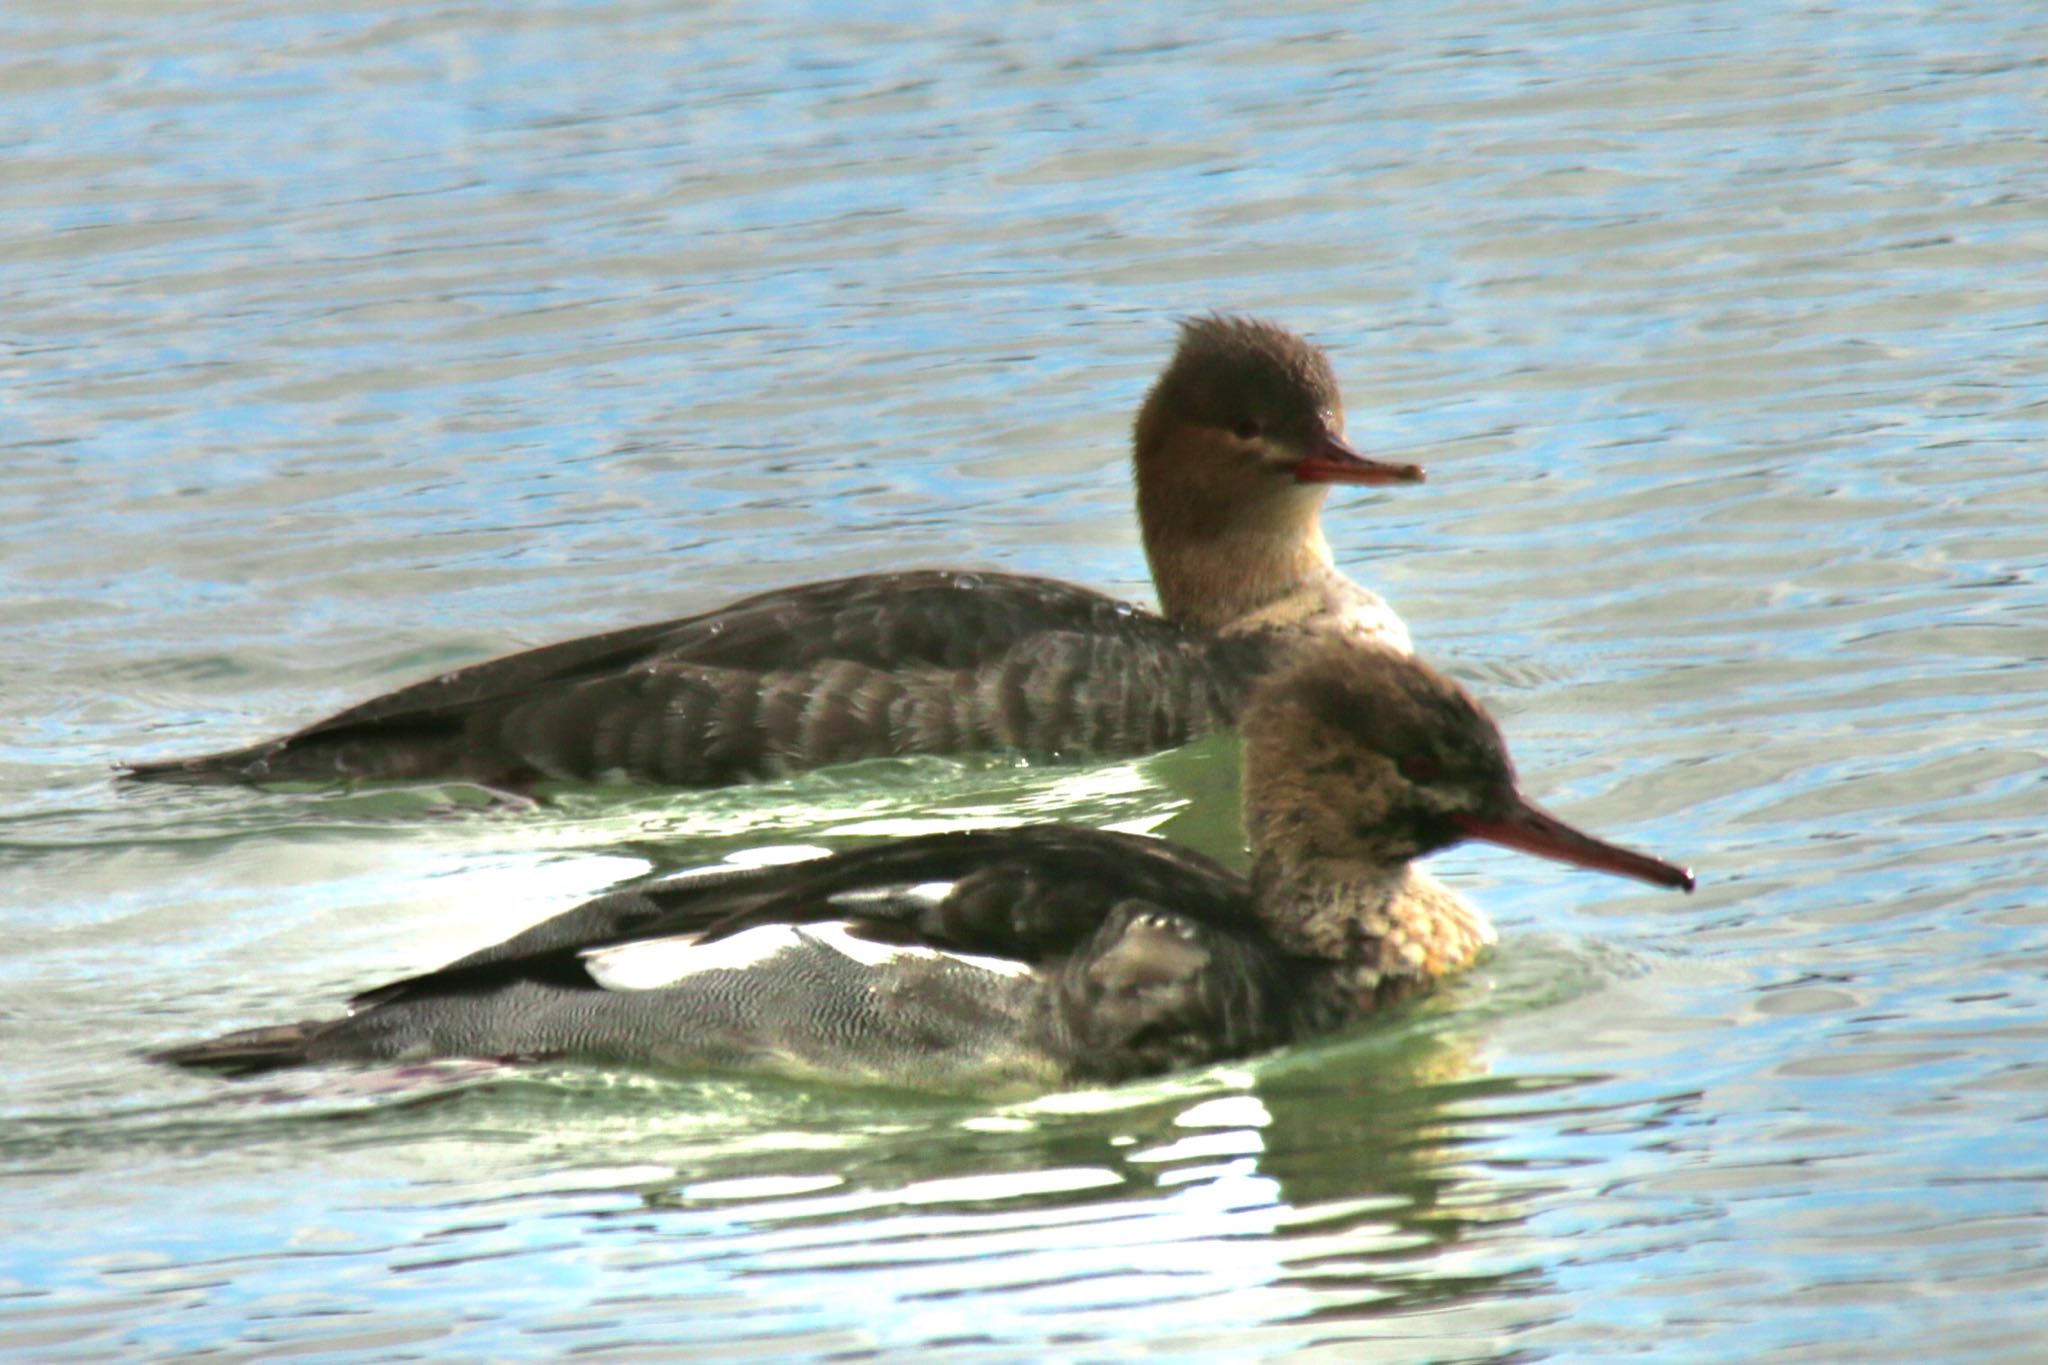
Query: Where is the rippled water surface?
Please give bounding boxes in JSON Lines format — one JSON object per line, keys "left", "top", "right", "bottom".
{"left": 6, "top": 1, "right": 2048, "bottom": 1359}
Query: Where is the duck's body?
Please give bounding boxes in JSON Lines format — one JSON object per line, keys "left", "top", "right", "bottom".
{"left": 165, "top": 828, "right": 1354, "bottom": 1090}
{"left": 125, "top": 571, "right": 1281, "bottom": 789}
{"left": 123, "top": 317, "right": 1422, "bottom": 792}
{"left": 154, "top": 643, "right": 1694, "bottom": 1089}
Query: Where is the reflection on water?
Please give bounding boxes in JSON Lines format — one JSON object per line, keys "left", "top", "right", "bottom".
{"left": 11, "top": 1009, "right": 1534, "bottom": 1356}
{"left": 6, "top": 0, "right": 2048, "bottom": 1358}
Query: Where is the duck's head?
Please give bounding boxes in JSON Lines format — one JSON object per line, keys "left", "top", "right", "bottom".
{"left": 1132, "top": 315, "right": 1423, "bottom": 542}
{"left": 1242, "top": 639, "right": 1695, "bottom": 893}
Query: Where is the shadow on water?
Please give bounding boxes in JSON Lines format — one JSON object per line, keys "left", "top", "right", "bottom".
{"left": 0, "top": 903, "right": 1648, "bottom": 1354}
{"left": 554, "top": 730, "right": 1250, "bottom": 880}
{"left": 606, "top": 1027, "right": 1532, "bottom": 1320}
{"left": 606, "top": 1021, "right": 1551, "bottom": 1332}
{"left": 72, "top": 734, "right": 1246, "bottom": 881}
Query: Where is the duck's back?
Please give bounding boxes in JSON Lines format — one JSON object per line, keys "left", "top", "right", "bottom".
{"left": 160, "top": 909, "right": 1323, "bottom": 1092}
{"left": 125, "top": 570, "right": 1276, "bottom": 790}
{"left": 308, "top": 922, "right": 1057, "bottom": 1089}
{"left": 152, "top": 826, "right": 1338, "bottom": 1090}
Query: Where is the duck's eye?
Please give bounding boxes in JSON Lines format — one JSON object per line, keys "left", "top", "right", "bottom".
{"left": 1399, "top": 753, "right": 1440, "bottom": 783}
{"left": 1232, "top": 418, "right": 1263, "bottom": 441}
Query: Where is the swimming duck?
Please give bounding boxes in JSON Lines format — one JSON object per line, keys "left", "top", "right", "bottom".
{"left": 123, "top": 316, "right": 1424, "bottom": 791}
{"left": 152, "top": 641, "right": 1694, "bottom": 1089}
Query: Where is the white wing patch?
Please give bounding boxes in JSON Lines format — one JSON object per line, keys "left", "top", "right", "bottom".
{"left": 826, "top": 881, "right": 957, "bottom": 912}
{"left": 582, "top": 925, "right": 793, "bottom": 990}
{"left": 801, "top": 923, "right": 1034, "bottom": 980}
{"left": 802, "top": 921, "right": 929, "bottom": 968}
{"left": 580, "top": 919, "right": 1032, "bottom": 992}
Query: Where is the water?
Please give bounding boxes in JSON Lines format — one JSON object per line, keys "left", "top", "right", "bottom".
{"left": 6, "top": 0, "right": 2047, "bottom": 1358}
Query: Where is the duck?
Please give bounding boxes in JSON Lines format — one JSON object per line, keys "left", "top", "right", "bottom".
{"left": 121, "top": 316, "right": 1425, "bottom": 792}
{"left": 151, "top": 640, "right": 1694, "bottom": 1089}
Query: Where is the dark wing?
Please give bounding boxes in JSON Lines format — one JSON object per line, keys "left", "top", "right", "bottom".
{"left": 1049, "top": 902, "right": 1328, "bottom": 1082}
{"left": 123, "top": 570, "right": 1270, "bottom": 785}
{"left": 347, "top": 825, "right": 1252, "bottom": 1011}
{"left": 302, "top": 570, "right": 1154, "bottom": 733}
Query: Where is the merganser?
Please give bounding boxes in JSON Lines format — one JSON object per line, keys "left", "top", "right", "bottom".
{"left": 122, "top": 316, "right": 1424, "bottom": 791}
{"left": 151, "top": 641, "right": 1694, "bottom": 1088}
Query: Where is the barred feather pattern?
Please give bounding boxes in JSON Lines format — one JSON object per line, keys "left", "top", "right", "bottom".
{"left": 152, "top": 826, "right": 1360, "bottom": 1085}
{"left": 126, "top": 573, "right": 1280, "bottom": 787}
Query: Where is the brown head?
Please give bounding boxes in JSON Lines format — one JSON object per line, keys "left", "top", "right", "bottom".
{"left": 1241, "top": 638, "right": 1695, "bottom": 894}
{"left": 1132, "top": 316, "right": 1424, "bottom": 629}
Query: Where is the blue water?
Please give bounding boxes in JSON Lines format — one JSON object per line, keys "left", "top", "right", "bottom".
{"left": 6, "top": 1, "right": 2048, "bottom": 1359}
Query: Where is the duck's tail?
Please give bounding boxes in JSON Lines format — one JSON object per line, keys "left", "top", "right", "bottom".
{"left": 148, "top": 1021, "right": 330, "bottom": 1075}
{"left": 117, "top": 743, "right": 282, "bottom": 785}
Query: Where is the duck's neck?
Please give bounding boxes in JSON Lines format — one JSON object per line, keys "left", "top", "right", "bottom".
{"left": 1137, "top": 483, "right": 1410, "bottom": 651}
{"left": 1140, "top": 483, "right": 1340, "bottom": 633}
{"left": 1250, "top": 854, "right": 1496, "bottom": 984}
